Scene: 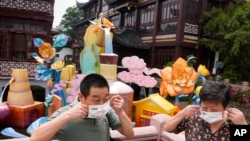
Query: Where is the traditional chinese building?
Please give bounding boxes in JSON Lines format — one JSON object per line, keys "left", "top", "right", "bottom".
{"left": 0, "top": 0, "right": 55, "bottom": 77}
{"left": 72, "top": 0, "right": 233, "bottom": 70}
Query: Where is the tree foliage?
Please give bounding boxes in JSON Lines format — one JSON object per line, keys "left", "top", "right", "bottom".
{"left": 199, "top": 2, "right": 250, "bottom": 82}
{"left": 60, "top": 6, "right": 83, "bottom": 28}
{"left": 59, "top": 6, "right": 84, "bottom": 40}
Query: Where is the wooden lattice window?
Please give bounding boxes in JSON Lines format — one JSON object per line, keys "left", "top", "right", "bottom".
{"left": 0, "top": 30, "right": 46, "bottom": 60}
{"left": 0, "top": 31, "right": 11, "bottom": 59}
{"left": 124, "top": 11, "right": 136, "bottom": 28}
{"left": 161, "top": 0, "right": 180, "bottom": 22}
{"left": 158, "top": 0, "right": 180, "bottom": 33}
{"left": 0, "top": 31, "right": 8, "bottom": 58}
{"left": 110, "top": 14, "right": 120, "bottom": 28}
{"left": 185, "top": 0, "right": 200, "bottom": 21}
{"left": 12, "top": 33, "right": 29, "bottom": 60}
{"left": 138, "top": 3, "right": 155, "bottom": 34}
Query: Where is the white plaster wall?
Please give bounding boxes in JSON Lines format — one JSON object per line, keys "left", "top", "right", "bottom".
{"left": 56, "top": 48, "right": 73, "bottom": 61}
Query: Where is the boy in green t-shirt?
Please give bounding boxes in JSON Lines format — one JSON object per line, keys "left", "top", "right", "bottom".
{"left": 30, "top": 73, "right": 134, "bottom": 141}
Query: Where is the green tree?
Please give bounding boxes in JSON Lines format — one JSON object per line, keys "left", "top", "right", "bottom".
{"left": 199, "top": 2, "right": 250, "bottom": 82}
{"left": 59, "top": 6, "right": 84, "bottom": 41}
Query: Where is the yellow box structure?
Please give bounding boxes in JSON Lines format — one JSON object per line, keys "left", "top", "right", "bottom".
{"left": 133, "top": 93, "right": 177, "bottom": 127}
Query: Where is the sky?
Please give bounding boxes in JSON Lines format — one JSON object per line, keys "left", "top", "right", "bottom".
{"left": 52, "top": 0, "right": 77, "bottom": 28}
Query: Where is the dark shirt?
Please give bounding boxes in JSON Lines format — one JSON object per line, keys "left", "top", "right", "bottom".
{"left": 174, "top": 114, "right": 231, "bottom": 141}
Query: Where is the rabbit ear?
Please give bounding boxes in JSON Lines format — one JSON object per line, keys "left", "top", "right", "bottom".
{"left": 53, "top": 34, "right": 69, "bottom": 48}
{"left": 33, "top": 38, "right": 44, "bottom": 47}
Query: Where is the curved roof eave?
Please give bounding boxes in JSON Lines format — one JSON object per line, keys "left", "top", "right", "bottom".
{"left": 113, "top": 28, "right": 150, "bottom": 49}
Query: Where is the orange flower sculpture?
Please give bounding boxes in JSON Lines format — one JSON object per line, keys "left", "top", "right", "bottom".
{"left": 160, "top": 57, "right": 198, "bottom": 98}
{"left": 38, "top": 42, "right": 56, "bottom": 61}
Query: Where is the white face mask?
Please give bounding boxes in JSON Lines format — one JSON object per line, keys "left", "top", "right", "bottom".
{"left": 199, "top": 110, "right": 223, "bottom": 124}
{"left": 87, "top": 101, "right": 110, "bottom": 118}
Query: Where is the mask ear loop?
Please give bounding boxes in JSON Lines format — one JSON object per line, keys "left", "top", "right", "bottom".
{"left": 226, "top": 108, "right": 232, "bottom": 122}
{"left": 197, "top": 108, "right": 202, "bottom": 116}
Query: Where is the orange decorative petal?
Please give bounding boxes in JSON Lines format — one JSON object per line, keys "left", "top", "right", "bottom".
{"left": 84, "top": 24, "right": 98, "bottom": 45}
{"left": 164, "top": 73, "right": 172, "bottom": 84}
{"left": 190, "top": 70, "right": 198, "bottom": 82}
{"left": 102, "top": 17, "right": 115, "bottom": 29}
{"left": 173, "top": 57, "right": 188, "bottom": 70}
{"left": 180, "top": 79, "right": 187, "bottom": 84}
{"left": 186, "top": 79, "right": 194, "bottom": 88}
{"left": 93, "top": 23, "right": 100, "bottom": 33}
{"left": 160, "top": 57, "right": 199, "bottom": 97}
{"left": 50, "top": 48, "right": 56, "bottom": 59}
{"left": 185, "top": 67, "right": 193, "bottom": 77}
{"left": 175, "top": 79, "right": 181, "bottom": 85}
{"left": 161, "top": 67, "right": 172, "bottom": 81}
{"left": 167, "top": 84, "right": 178, "bottom": 96}
{"left": 173, "top": 85, "right": 182, "bottom": 93}
{"left": 38, "top": 42, "right": 55, "bottom": 61}
{"left": 160, "top": 81, "right": 168, "bottom": 98}
{"left": 182, "top": 86, "right": 194, "bottom": 94}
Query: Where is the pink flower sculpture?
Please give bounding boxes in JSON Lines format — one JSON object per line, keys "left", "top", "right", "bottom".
{"left": 51, "top": 74, "right": 86, "bottom": 103}
{"left": 65, "top": 74, "right": 86, "bottom": 103}
{"left": 118, "top": 56, "right": 157, "bottom": 88}
{"left": 51, "top": 80, "right": 67, "bottom": 94}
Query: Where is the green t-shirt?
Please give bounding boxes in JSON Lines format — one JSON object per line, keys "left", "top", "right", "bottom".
{"left": 48, "top": 101, "right": 121, "bottom": 141}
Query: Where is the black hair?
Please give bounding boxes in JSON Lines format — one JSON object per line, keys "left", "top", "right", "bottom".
{"left": 79, "top": 73, "right": 109, "bottom": 98}
{"left": 199, "top": 80, "right": 231, "bottom": 108}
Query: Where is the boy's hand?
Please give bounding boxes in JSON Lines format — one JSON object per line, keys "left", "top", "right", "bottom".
{"left": 110, "top": 95, "right": 124, "bottom": 115}
{"left": 63, "top": 102, "right": 88, "bottom": 120}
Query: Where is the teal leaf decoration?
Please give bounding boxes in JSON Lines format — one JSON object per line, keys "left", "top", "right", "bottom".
{"left": 31, "top": 52, "right": 44, "bottom": 64}
{"left": 27, "top": 116, "right": 48, "bottom": 135}
{"left": 1, "top": 127, "right": 28, "bottom": 138}
{"left": 53, "top": 34, "right": 69, "bottom": 48}
{"left": 33, "top": 38, "right": 44, "bottom": 47}
{"left": 89, "top": 20, "right": 97, "bottom": 25}
{"left": 35, "top": 65, "right": 53, "bottom": 81}
{"left": 80, "top": 44, "right": 97, "bottom": 74}
{"left": 187, "top": 56, "right": 196, "bottom": 63}
{"left": 44, "top": 95, "right": 53, "bottom": 107}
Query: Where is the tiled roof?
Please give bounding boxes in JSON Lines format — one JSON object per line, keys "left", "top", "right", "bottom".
{"left": 113, "top": 28, "right": 150, "bottom": 49}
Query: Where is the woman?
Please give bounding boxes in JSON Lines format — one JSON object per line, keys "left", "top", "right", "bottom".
{"left": 164, "top": 80, "right": 248, "bottom": 141}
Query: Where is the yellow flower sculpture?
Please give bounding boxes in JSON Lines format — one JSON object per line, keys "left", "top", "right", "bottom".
{"left": 51, "top": 59, "right": 65, "bottom": 71}
{"left": 197, "top": 64, "right": 210, "bottom": 77}
{"left": 160, "top": 57, "right": 198, "bottom": 98}
{"left": 38, "top": 42, "right": 56, "bottom": 61}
